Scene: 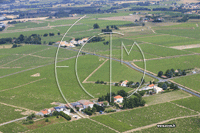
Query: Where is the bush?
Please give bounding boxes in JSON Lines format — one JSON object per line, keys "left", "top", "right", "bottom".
{"left": 45, "top": 119, "right": 49, "bottom": 122}
{"left": 59, "top": 111, "right": 71, "bottom": 120}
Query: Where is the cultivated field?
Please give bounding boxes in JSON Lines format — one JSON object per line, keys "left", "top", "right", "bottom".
{"left": 0, "top": 8, "right": 200, "bottom": 132}
{"left": 134, "top": 116, "right": 200, "bottom": 133}
{"left": 91, "top": 102, "right": 198, "bottom": 132}
{"left": 30, "top": 119, "right": 116, "bottom": 133}
{"left": 172, "top": 96, "right": 200, "bottom": 112}
{"left": 172, "top": 74, "right": 200, "bottom": 93}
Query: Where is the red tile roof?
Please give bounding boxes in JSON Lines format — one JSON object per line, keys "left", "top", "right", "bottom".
{"left": 149, "top": 84, "right": 154, "bottom": 87}
{"left": 41, "top": 109, "right": 48, "bottom": 115}
{"left": 114, "top": 95, "right": 123, "bottom": 99}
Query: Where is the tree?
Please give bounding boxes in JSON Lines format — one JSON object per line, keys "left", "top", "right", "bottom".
{"left": 12, "top": 44, "right": 18, "bottom": 48}
{"left": 141, "top": 78, "right": 145, "bottom": 85}
{"left": 158, "top": 71, "right": 163, "bottom": 77}
{"left": 70, "top": 108, "right": 74, "bottom": 113}
{"left": 93, "top": 23, "right": 100, "bottom": 29}
{"left": 162, "top": 83, "right": 168, "bottom": 90}
{"left": 76, "top": 107, "right": 79, "bottom": 111}
{"left": 45, "top": 119, "right": 49, "bottom": 122}
{"left": 92, "top": 107, "right": 97, "bottom": 113}
{"left": 117, "top": 90, "right": 128, "bottom": 97}
{"left": 58, "top": 32, "right": 60, "bottom": 35}
{"left": 43, "top": 33, "right": 48, "bottom": 37}
{"left": 182, "top": 70, "right": 186, "bottom": 75}
{"left": 115, "top": 83, "right": 119, "bottom": 86}
{"left": 18, "top": 34, "right": 25, "bottom": 42}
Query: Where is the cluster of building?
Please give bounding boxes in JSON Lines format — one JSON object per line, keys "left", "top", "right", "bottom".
{"left": 55, "top": 38, "right": 89, "bottom": 47}
{"left": 37, "top": 99, "right": 110, "bottom": 117}
{"left": 0, "top": 22, "right": 5, "bottom": 28}
{"left": 139, "top": 84, "right": 163, "bottom": 94}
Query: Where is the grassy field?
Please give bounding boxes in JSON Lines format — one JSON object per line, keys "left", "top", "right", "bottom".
{"left": 134, "top": 116, "right": 200, "bottom": 133}
{"left": 30, "top": 118, "right": 116, "bottom": 133}
{"left": 0, "top": 122, "right": 28, "bottom": 133}
{"left": 0, "top": 55, "right": 133, "bottom": 111}
{"left": 185, "top": 47, "right": 200, "bottom": 53}
{"left": 97, "top": 43, "right": 191, "bottom": 61}
{"left": 135, "top": 54, "right": 200, "bottom": 74}
{"left": 0, "top": 104, "right": 26, "bottom": 124}
{"left": 91, "top": 102, "right": 197, "bottom": 132}
{"left": 134, "top": 35, "right": 200, "bottom": 47}
{"left": 172, "top": 96, "right": 200, "bottom": 112}
{"left": 7, "top": 21, "right": 48, "bottom": 30}
{"left": 88, "top": 59, "right": 154, "bottom": 83}
{"left": 143, "top": 90, "right": 190, "bottom": 106}
{"left": 172, "top": 74, "right": 200, "bottom": 93}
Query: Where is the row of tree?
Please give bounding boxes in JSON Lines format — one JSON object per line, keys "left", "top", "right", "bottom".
{"left": 158, "top": 82, "right": 179, "bottom": 90}
{"left": 52, "top": 111, "right": 71, "bottom": 121}
{"left": 123, "top": 93, "right": 146, "bottom": 109}
{"left": 158, "top": 69, "right": 186, "bottom": 78}
{"left": 83, "top": 104, "right": 105, "bottom": 116}
{"left": 43, "top": 32, "right": 60, "bottom": 37}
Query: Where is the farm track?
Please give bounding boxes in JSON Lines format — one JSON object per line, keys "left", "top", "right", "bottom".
{"left": 170, "top": 101, "right": 199, "bottom": 114}
{"left": 133, "top": 53, "right": 200, "bottom": 62}
{"left": 0, "top": 47, "right": 52, "bottom": 67}
{"left": 0, "top": 102, "right": 38, "bottom": 114}
{"left": 0, "top": 23, "right": 82, "bottom": 34}
{"left": 0, "top": 117, "right": 27, "bottom": 127}
{"left": 122, "top": 114, "right": 200, "bottom": 133}
{"left": 0, "top": 78, "right": 46, "bottom": 92}
{"left": 88, "top": 118, "right": 120, "bottom": 133}
{"left": 0, "top": 55, "right": 78, "bottom": 79}
{"left": 82, "top": 59, "right": 109, "bottom": 83}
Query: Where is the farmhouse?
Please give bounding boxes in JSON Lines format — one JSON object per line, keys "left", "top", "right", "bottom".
{"left": 78, "top": 100, "right": 94, "bottom": 109}
{"left": 145, "top": 84, "right": 155, "bottom": 90}
{"left": 97, "top": 101, "right": 109, "bottom": 107}
{"left": 57, "top": 41, "right": 76, "bottom": 47}
{"left": 38, "top": 109, "right": 51, "bottom": 116}
{"left": 121, "top": 80, "right": 128, "bottom": 87}
{"left": 54, "top": 106, "right": 66, "bottom": 112}
{"left": 153, "top": 86, "right": 163, "bottom": 94}
{"left": 114, "top": 95, "right": 123, "bottom": 103}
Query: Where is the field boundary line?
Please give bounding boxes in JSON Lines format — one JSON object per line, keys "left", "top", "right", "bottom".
{"left": 0, "top": 55, "right": 26, "bottom": 67}
{"left": 169, "top": 101, "right": 200, "bottom": 114}
{"left": 169, "top": 80, "right": 200, "bottom": 95}
{"left": 0, "top": 102, "right": 38, "bottom": 114}
{"left": 130, "top": 62, "right": 157, "bottom": 76}
{"left": 0, "top": 47, "right": 52, "bottom": 67}
{"left": 122, "top": 114, "right": 200, "bottom": 133}
{"left": 0, "top": 117, "right": 27, "bottom": 127}
{"left": 145, "top": 94, "right": 192, "bottom": 106}
{"left": 88, "top": 118, "right": 120, "bottom": 133}
{"left": 133, "top": 53, "right": 200, "bottom": 62}
{"left": 82, "top": 59, "right": 109, "bottom": 83}
{"left": 0, "top": 55, "right": 78, "bottom": 79}
{"left": 0, "top": 78, "right": 46, "bottom": 92}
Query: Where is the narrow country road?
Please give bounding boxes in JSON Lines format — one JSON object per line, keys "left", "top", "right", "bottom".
{"left": 0, "top": 117, "right": 27, "bottom": 127}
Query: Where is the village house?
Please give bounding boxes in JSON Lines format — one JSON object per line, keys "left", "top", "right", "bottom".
{"left": 153, "top": 86, "right": 163, "bottom": 94}
{"left": 78, "top": 100, "right": 94, "bottom": 109}
{"left": 37, "top": 109, "right": 51, "bottom": 116}
{"left": 54, "top": 106, "right": 66, "bottom": 112}
{"left": 146, "top": 84, "right": 155, "bottom": 90}
{"left": 114, "top": 95, "right": 123, "bottom": 103}
{"left": 121, "top": 80, "right": 128, "bottom": 87}
{"left": 97, "top": 101, "right": 109, "bottom": 107}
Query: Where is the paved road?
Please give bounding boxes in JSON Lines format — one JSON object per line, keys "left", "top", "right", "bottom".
{"left": 0, "top": 117, "right": 27, "bottom": 126}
